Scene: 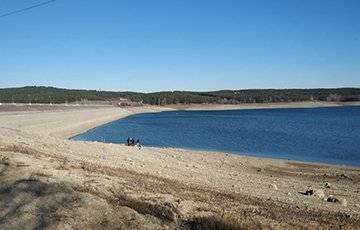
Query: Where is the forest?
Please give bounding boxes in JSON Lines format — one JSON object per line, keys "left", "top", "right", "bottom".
{"left": 0, "top": 86, "right": 359, "bottom": 105}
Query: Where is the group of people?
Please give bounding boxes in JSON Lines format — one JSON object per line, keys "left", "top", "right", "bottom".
{"left": 127, "top": 137, "right": 141, "bottom": 148}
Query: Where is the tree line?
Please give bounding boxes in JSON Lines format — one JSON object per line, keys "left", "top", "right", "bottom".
{"left": 0, "top": 86, "right": 359, "bottom": 105}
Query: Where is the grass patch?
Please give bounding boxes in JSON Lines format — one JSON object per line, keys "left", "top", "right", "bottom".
{"left": 0, "top": 155, "right": 10, "bottom": 166}
{"left": 118, "top": 196, "right": 178, "bottom": 222}
{"left": 186, "top": 214, "right": 262, "bottom": 230}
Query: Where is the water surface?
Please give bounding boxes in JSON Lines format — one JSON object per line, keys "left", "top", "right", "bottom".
{"left": 72, "top": 106, "right": 360, "bottom": 166}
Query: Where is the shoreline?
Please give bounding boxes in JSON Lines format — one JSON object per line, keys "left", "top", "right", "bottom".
{"left": 63, "top": 100, "right": 359, "bottom": 138}
{"left": 66, "top": 106, "right": 176, "bottom": 139}
{"left": 168, "top": 101, "right": 360, "bottom": 111}
{"left": 68, "top": 103, "right": 360, "bottom": 168}
{"left": 1, "top": 105, "right": 360, "bottom": 228}
{"left": 151, "top": 146, "right": 360, "bottom": 169}
{"left": 2, "top": 103, "right": 359, "bottom": 169}
{"left": 73, "top": 130, "right": 360, "bottom": 169}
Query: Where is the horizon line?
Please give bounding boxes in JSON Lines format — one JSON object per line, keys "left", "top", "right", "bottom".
{"left": 1, "top": 85, "right": 360, "bottom": 94}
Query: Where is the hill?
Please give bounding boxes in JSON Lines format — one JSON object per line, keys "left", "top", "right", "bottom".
{"left": 0, "top": 86, "right": 359, "bottom": 105}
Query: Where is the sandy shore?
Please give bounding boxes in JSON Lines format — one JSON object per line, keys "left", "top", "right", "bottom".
{"left": 169, "top": 101, "right": 360, "bottom": 111}
{"left": 0, "top": 105, "right": 359, "bottom": 229}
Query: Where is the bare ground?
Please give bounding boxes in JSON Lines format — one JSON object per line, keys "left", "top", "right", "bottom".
{"left": 0, "top": 106, "right": 359, "bottom": 229}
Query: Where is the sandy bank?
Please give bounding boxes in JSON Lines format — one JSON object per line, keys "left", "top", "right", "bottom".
{"left": 0, "top": 105, "right": 359, "bottom": 229}
{"left": 168, "top": 101, "right": 360, "bottom": 111}
{"left": 0, "top": 105, "right": 171, "bottom": 138}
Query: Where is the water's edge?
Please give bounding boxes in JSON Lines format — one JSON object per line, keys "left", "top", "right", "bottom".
{"left": 70, "top": 105, "right": 360, "bottom": 168}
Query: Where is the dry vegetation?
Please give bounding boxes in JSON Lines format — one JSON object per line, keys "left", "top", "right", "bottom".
{"left": 1, "top": 140, "right": 359, "bottom": 229}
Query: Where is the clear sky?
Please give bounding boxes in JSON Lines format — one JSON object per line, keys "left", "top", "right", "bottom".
{"left": 0, "top": 0, "right": 359, "bottom": 92}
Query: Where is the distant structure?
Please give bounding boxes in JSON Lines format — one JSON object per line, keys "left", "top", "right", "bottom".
{"left": 114, "top": 98, "right": 143, "bottom": 107}
{"left": 116, "top": 98, "right": 132, "bottom": 107}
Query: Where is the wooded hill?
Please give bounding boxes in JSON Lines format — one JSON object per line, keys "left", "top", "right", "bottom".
{"left": 0, "top": 86, "right": 359, "bottom": 105}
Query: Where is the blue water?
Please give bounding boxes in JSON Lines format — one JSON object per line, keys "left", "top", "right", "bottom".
{"left": 72, "top": 106, "right": 360, "bottom": 166}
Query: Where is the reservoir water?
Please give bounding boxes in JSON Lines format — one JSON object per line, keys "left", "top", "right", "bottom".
{"left": 72, "top": 106, "right": 360, "bottom": 166}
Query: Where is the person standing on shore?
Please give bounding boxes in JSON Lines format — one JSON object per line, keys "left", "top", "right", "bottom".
{"left": 136, "top": 139, "right": 142, "bottom": 149}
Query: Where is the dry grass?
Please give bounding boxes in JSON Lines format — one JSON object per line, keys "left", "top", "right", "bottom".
{"left": 2, "top": 143, "right": 359, "bottom": 229}
{"left": 0, "top": 143, "right": 45, "bottom": 160}
{"left": 0, "top": 155, "right": 10, "bottom": 166}
{"left": 61, "top": 160, "right": 360, "bottom": 229}
{"left": 117, "top": 195, "right": 179, "bottom": 222}
{"left": 185, "top": 214, "right": 263, "bottom": 230}
{"left": 28, "top": 171, "right": 52, "bottom": 181}
{"left": 57, "top": 157, "right": 70, "bottom": 170}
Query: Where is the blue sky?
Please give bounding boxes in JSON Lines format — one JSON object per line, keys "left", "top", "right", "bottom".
{"left": 0, "top": 0, "right": 359, "bottom": 92}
